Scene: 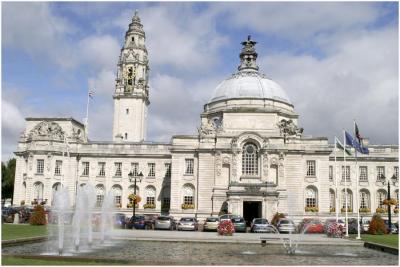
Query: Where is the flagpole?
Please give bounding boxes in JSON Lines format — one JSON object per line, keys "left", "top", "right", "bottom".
{"left": 335, "top": 137, "right": 338, "bottom": 223}
{"left": 344, "top": 129, "right": 349, "bottom": 237}
{"left": 85, "top": 88, "right": 91, "bottom": 141}
{"left": 354, "top": 120, "right": 361, "bottom": 240}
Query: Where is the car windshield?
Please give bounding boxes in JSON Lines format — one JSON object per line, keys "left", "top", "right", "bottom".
{"left": 232, "top": 218, "right": 244, "bottom": 223}
{"left": 254, "top": 219, "right": 267, "bottom": 224}
{"left": 279, "top": 220, "right": 292, "bottom": 224}
{"left": 206, "top": 218, "right": 219, "bottom": 222}
{"left": 157, "top": 216, "right": 170, "bottom": 220}
{"left": 181, "top": 218, "right": 194, "bottom": 222}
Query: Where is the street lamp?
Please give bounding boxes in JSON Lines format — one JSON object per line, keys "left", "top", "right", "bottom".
{"left": 128, "top": 171, "right": 143, "bottom": 218}
{"left": 380, "top": 174, "right": 398, "bottom": 233}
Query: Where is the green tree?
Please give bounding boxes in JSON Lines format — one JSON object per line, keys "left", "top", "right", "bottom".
{"left": 2, "top": 158, "right": 16, "bottom": 200}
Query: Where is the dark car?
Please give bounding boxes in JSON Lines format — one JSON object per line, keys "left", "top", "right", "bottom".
{"left": 383, "top": 220, "right": 398, "bottom": 234}
{"left": 126, "top": 215, "right": 146, "bottom": 229}
{"left": 114, "top": 213, "right": 126, "bottom": 228}
{"left": 231, "top": 216, "right": 247, "bottom": 232}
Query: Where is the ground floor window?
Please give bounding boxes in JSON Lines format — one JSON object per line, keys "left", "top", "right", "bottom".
{"left": 305, "top": 187, "right": 317, "bottom": 208}
{"left": 146, "top": 197, "right": 155, "bottom": 205}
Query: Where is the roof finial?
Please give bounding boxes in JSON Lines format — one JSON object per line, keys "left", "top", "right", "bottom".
{"left": 238, "top": 35, "right": 259, "bottom": 72}
{"left": 134, "top": 9, "right": 139, "bottom": 16}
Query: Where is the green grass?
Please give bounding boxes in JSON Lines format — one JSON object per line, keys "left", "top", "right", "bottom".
{"left": 1, "top": 224, "right": 47, "bottom": 241}
{"left": 350, "top": 234, "right": 399, "bottom": 248}
{"left": 1, "top": 256, "right": 121, "bottom": 265}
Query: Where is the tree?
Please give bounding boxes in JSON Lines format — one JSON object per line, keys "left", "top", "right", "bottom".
{"left": 2, "top": 158, "right": 16, "bottom": 200}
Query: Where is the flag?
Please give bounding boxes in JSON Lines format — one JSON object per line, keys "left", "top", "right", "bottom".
{"left": 335, "top": 137, "right": 351, "bottom": 155}
{"left": 88, "top": 90, "right": 94, "bottom": 99}
{"left": 355, "top": 123, "right": 362, "bottom": 144}
{"left": 345, "top": 131, "right": 369, "bottom": 154}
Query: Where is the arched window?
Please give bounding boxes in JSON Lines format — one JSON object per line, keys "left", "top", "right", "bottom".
{"left": 305, "top": 187, "right": 317, "bottom": 208}
{"left": 341, "top": 189, "right": 353, "bottom": 210}
{"left": 51, "top": 182, "right": 61, "bottom": 206}
{"left": 183, "top": 184, "right": 194, "bottom": 205}
{"left": 242, "top": 142, "right": 259, "bottom": 176}
{"left": 128, "top": 185, "right": 140, "bottom": 205}
{"left": 359, "top": 189, "right": 370, "bottom": 209}
{"left": 33, "top": 182, "right": 44, "bottom": 202}
{"left": 329, "top": 189, "right": 335, "bottom": 210}
{"left": 96, "top": 184, "right": 105, "bottom": 207}
{"left": 376, "top": 190, "right": 387, "bottom": 209}
{"left": 145, "top": 186, "right": 156, "bottom": 205}
{"left": 112, "top": 185, "right": 122, "bottom": 206}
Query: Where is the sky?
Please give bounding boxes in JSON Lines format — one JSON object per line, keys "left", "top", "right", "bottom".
{"left": 2, "top": 1, "right": 399, "bottom": 161}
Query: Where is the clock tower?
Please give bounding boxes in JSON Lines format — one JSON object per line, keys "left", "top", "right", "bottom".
{"left": 112, "top": 10, "right": 149, "bottom": 142}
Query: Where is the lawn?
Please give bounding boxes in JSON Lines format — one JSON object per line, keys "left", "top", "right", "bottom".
{"left": 1, "top": 224, "right": 47, "bottom": 241}
{"left": 1, "top": 256, "right": 121, "bottom": 265}
{"left": 350, "top": 234, "right": 399, "bottom": 248}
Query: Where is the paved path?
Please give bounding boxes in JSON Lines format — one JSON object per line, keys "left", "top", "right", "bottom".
{"left": 112, "top": 229, "right": 364, "bottom": 245}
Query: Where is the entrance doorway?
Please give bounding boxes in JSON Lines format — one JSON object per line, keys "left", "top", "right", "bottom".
{"left": 243, "top": 201, "right": 262, "bottom": 226}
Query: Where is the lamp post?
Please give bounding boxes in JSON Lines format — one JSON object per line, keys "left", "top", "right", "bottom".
{"left": 380, "top": 174, "right": 397, "bottom": 233}
{"left": 128, "top": 171, "right": 143, "bottom": 218}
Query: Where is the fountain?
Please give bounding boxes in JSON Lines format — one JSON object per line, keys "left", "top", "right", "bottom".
{"left": 100, "top": 191, "right": 115, "bottom": 244}
{"left": 53, "top": 186, "right": 70, "bottom": 255}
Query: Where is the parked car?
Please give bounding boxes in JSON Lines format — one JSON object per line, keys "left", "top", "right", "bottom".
{"left": 154, "top": 216, "right": 176, "bottom": 230}
{"left": 302, "top": 219, "right": 324, "bottom": 234}
{"left": 383, "top": 220, "right": 398, "bottom": 234}
{"left": 177, "top": 217, "right": 198, "bottom": 231}
{"left": 144, "top": 214, "right": 158, "bottom": 230}
{"left": 277, "top": 218, "right": 296, "bottom": 233}
{"left": 203, "top": 217, "right": 219, "bottom": 231}
{"left": 219, "top": 214, "right": 236, "bottom": 221}
{"left": 231, "top": 216, "right": 247, "bottom": 232}
{"left": 250, "top": 218, "right": 272, "bottom": 233}
{"left": 347, "top": 218, "right": 362, "bottom": 234}
{"left": 126, "top": 215, "right": 146, "bottom": 229}
{"left": 361, "top": 218, "right": 370, "bottom": 233}
{"left": 114, "top": 213, "right": 126, "bottom": 229}
{"left": 324, "top": 218, "right": 345, "bottom": 233}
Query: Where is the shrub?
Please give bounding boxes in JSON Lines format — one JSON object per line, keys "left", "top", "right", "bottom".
{"left": 368, "top": 214, "right": 387, "bottom": 235}
{"left": 326, "top": 222, "right": 344, "bottom": 238}
{"left": 375, "top": 207, "right": 387, "bottom": 214}
{"left": 217, "top": 220, "right": 235, "bottom": 236}
{"left": 29, "top": 205, "right": 47, "bottom": 225}
{"left": 394, "top": 208, "right": 399, "bottom": 214}
{"left": 271, "top": 212, "right": 285, "bottom": 226}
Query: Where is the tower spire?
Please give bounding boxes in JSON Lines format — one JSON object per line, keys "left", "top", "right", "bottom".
{"left": 238, "top": 35, "right": 259, "bottom": 72}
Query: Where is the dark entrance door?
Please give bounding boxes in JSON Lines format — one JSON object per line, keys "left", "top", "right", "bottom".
{"left": 243, "top": 201, "right": 262, "bottom": 226}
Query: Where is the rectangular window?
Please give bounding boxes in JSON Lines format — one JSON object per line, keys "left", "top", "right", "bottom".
{"left": 96, "top": 195, "right": 104, "bottom": 207}
{"left": 184, "top": 196, "right": 194, "bottom": 205}
{"left": 82, "top": 162, "right": 90, "bottom": 176}
{"left": 306, "top": 160, "right": 316, "bottom": 177}
{"left": 146, "top": 196, "right": 155, "bottom": 205}
{"left": 165, "top": 163, "right": 171, "bottom": 177}
{"left": 131, "top": 163, "right": 139, "bottom": 176}
{"left": 185, "top": 159, "right": 194, "bottom": 175}
{"left": 54, "top": 160, "right": 62, "bottom": 175}
{"left": 98, "top": 162, "right": 106, "bottom": 176}
{"left": 359, "top": 166, "right": 368, "bottom": 181}
{"left": 329, "top": 166, "right": 333, "bottom": 181}
{"left": 148, "top": 163, "right": 155, "bottom": 177}
{"left": 114, "top": 162, "right": 122, "bottom": 177}
{"left": 341, "top": 166, "right": 350, "bottom": 181}
{"left": 114, "top": 196, "right": 121, "bottom": 205}
{"left": 37, "top": 159, "right": 44, "bottom": 174}
{"left": 377, "top": 166, "right": 385, "bottom": 180}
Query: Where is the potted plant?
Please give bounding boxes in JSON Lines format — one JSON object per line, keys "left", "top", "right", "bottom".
{"left": 383, "top": 198, "right": 398, "bottom": 206}
{"left": 127, "top": 203, "right": 139, "bottom": 208}
{"left": 394, "top": 208, "right": 399, "bottom": 214}
{"left": 305, "top": 207, "right": 319, "bottom": 212}
{"left": 217, "top": 220, "right": 235, "bottom": 236}
{"left": 359, "top": 207, "right": 370, "bottom": 213}
{"left": 330, "top": 207, "right": 335, "bottom": 213}
{"left": 341, "top": 207, "right": 352, "bottom": 213}
{"left": 375, "top": 207, "right": 387, "bottom": 214}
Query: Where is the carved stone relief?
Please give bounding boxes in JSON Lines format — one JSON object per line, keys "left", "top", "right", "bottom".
{"left": 277, "top": 119, "right": 303, "bottom": 139}
{"left": 262, "top": 152, "right": 268, "bottom": 179}
{"left": 198, "top": 116, "right": 223, "bottom": 137}
{"left": 215, "top": 151, "right": 222, "bottom": 177}
{"left": 28, "top": 121, "right": 65, "bottom": 141}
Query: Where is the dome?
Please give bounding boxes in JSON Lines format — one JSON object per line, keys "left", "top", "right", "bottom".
{"left": 209, "top": 71, "right": 291, "bottom": 104}
{"left": 208, "top": 36, "right": 291, "bottom": 105}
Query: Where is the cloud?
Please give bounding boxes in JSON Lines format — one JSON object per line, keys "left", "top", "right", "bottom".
{"left": 261, "top": 27, "right": 398, "bottom": 144}
{"left": 216, "top": 2, "right": 384, "bottom": 41}
{"left": 2, "top": 2, "right": 77, "bottom": 69}
{"left": 88, "top": 69, "right": 116, "bottom": 96}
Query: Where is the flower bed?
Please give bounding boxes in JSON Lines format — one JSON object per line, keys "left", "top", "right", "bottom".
{"left": 326, "top": 222, "right": 344, "bottom": 238}
{"left": 305, "top": 207, "right": 319, "bottom": 212}
{"left": 143, "top": 203, "right": 155, "bottom": 209}
{"left": 181, "top": 204, "right": 195, "bottom": 209}
{"left": 217, "top": 220, "right": 235, "bottom": 236}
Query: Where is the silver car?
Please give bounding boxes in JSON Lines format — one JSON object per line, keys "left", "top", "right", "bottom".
{"left": 154, "top": 216, "right": 175, "bottom": 230}
{"left": 277, "top": 219, "right": 296, "bottom": 233}
{"left": 177, "top": 217, "right": 198, "bottom": 231}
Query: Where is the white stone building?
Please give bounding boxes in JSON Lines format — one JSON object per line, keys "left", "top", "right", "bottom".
{"left": 12, "top": 12, "right": 399, "bottom": 223}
